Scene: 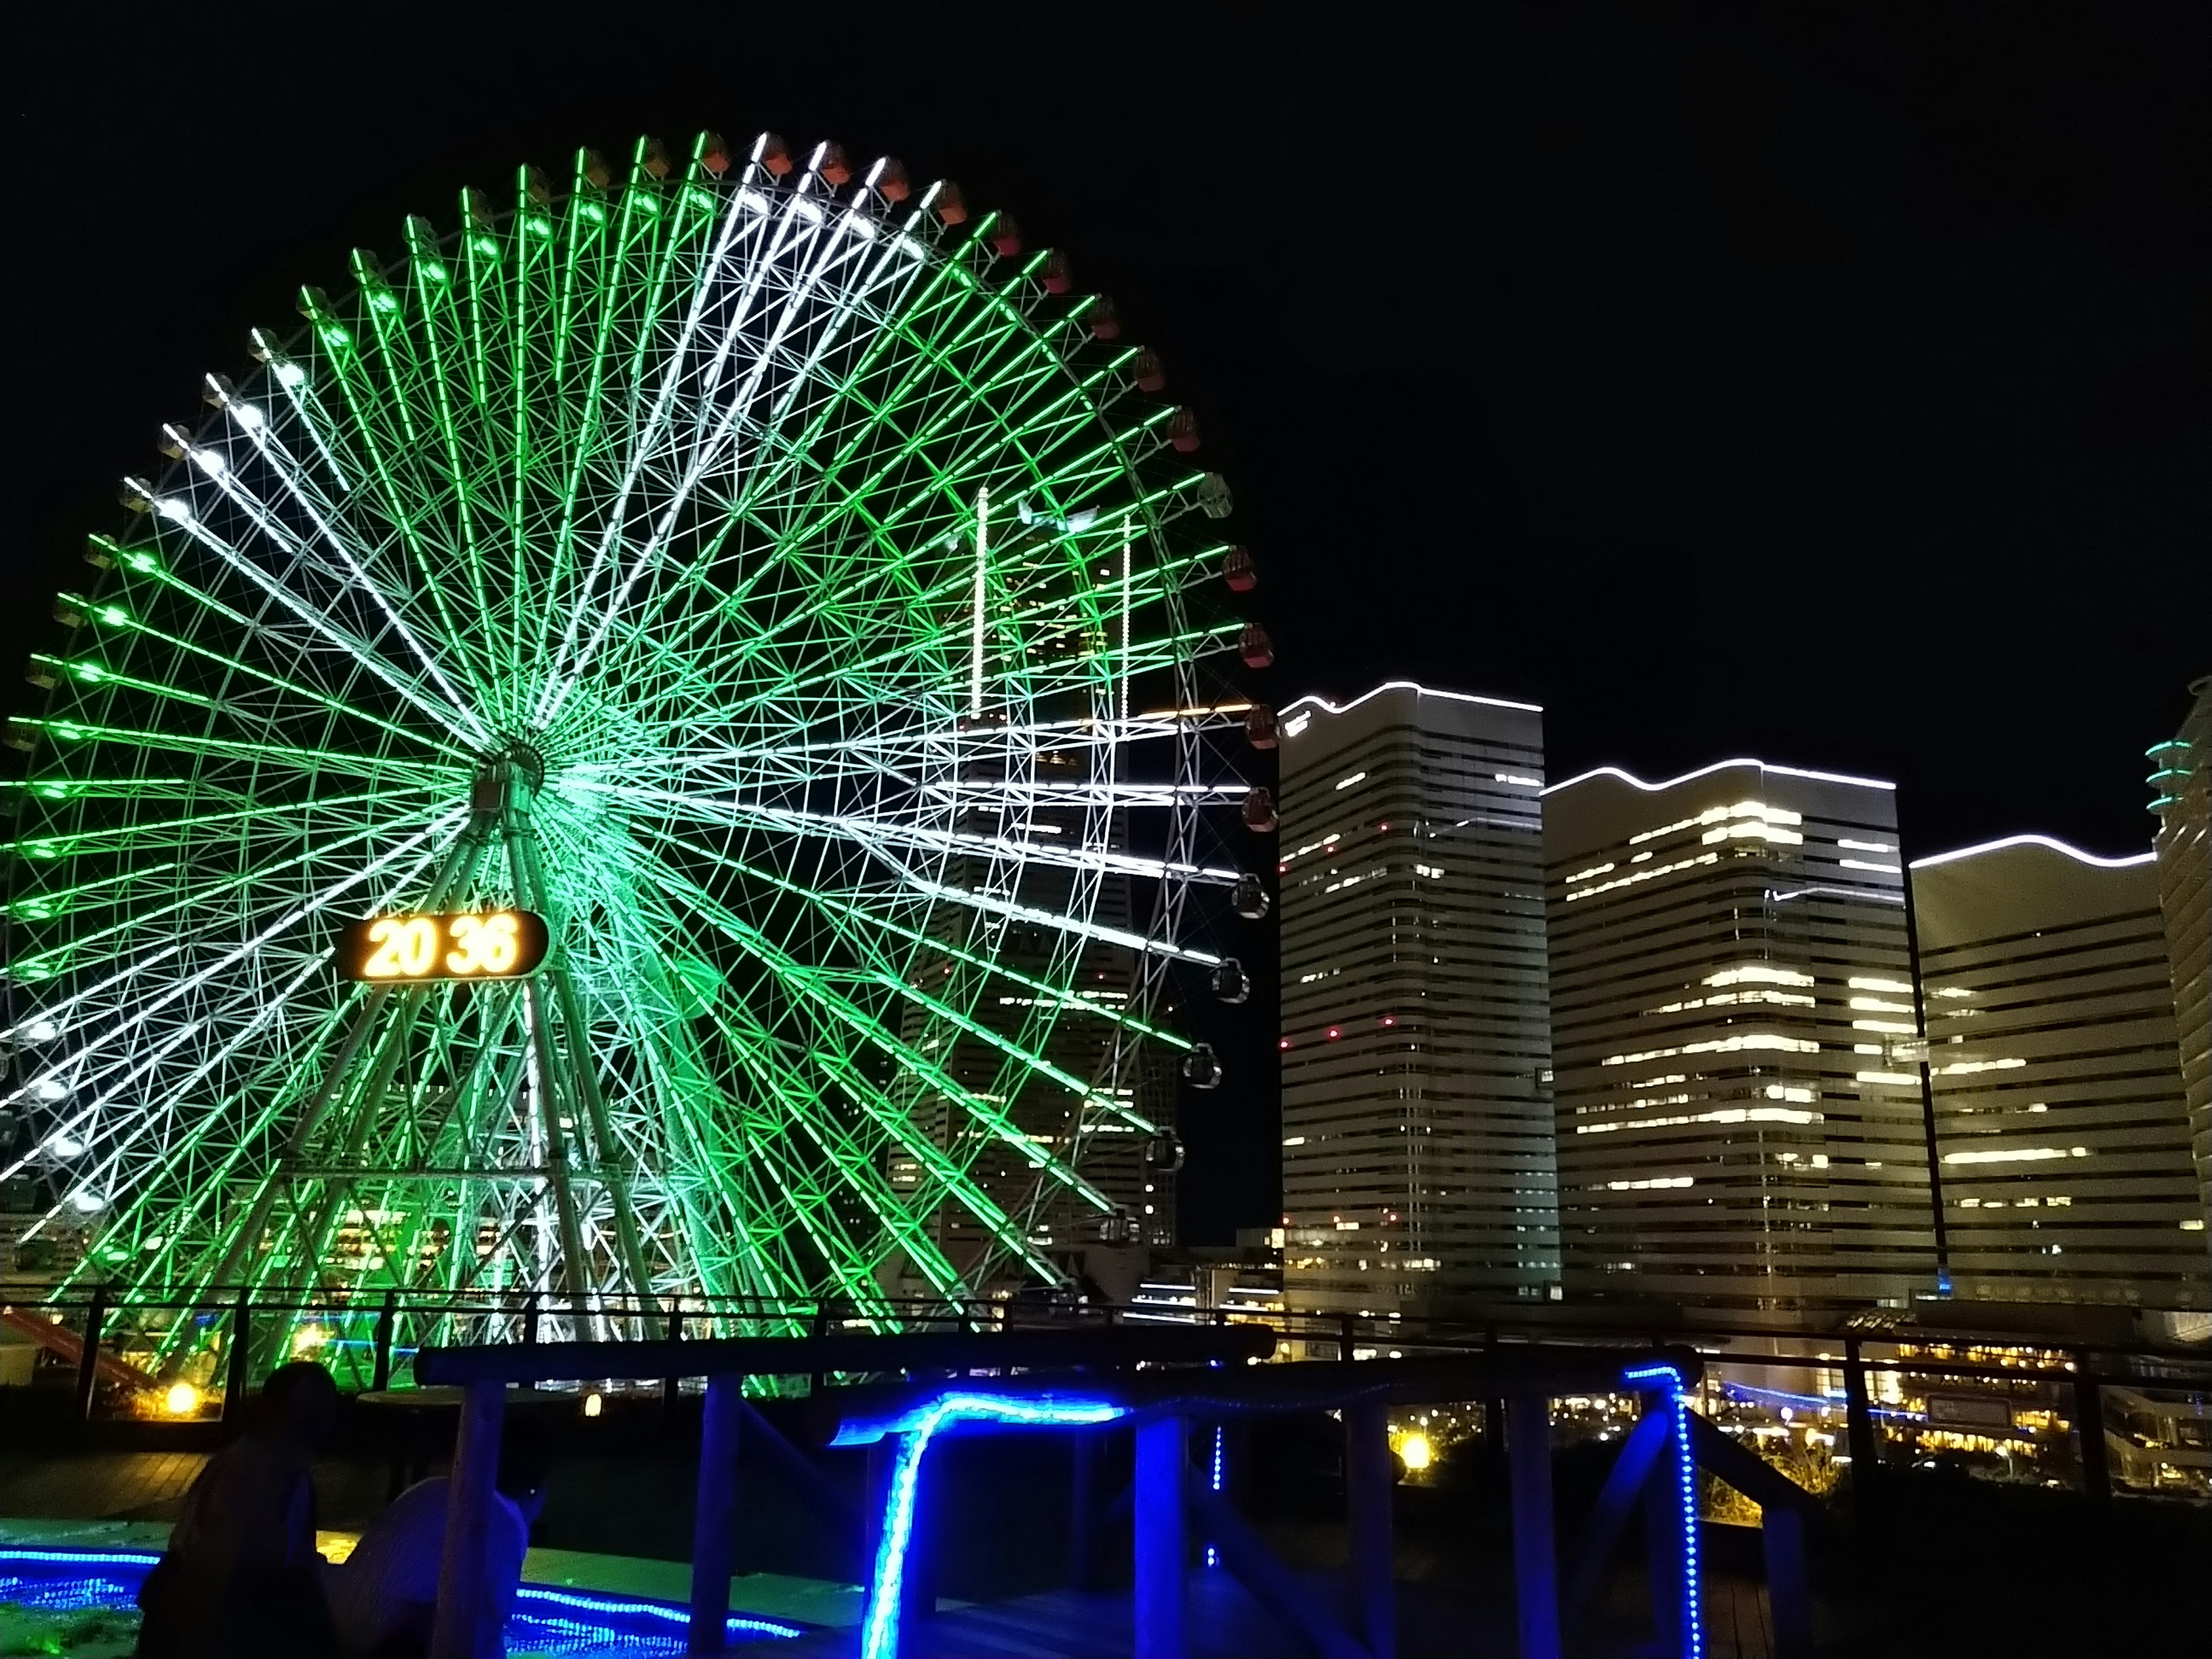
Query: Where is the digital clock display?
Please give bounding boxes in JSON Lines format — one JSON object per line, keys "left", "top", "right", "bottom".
{"left": 337, "top": 910, "right": 550, "bottom": 982}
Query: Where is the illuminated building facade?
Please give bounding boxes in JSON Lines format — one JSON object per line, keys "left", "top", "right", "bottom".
{"left": 1912, "top": 836, "right": 2206, "bottom": 1310}
{"left": 1277, "top": 681, "right": 1556, "bottom": 1319}
{"left": 1544, "top": 760, "right": 1935, "bottom": 1315}
{"left": 2148, "top": 676, "right": 2212, "bottom": 1243}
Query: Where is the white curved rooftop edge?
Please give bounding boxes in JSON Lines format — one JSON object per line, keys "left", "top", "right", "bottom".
{"left": 1541, "top": 759, "right": 1895, "bottom": 797}
{"left": 1910, "top": 833, "right": 2157, "bottom": 872}
{"left": 1281, "top": 680, "right": 1543, "bottom": 718}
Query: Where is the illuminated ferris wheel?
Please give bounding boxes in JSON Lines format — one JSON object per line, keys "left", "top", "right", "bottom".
{"left": 1, "top": 131, "right": 1272, "bottom": 1343}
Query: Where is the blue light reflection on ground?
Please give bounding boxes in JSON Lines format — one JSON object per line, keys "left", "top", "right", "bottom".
{"left": 0, "top": 1548, "right": 802, "bottom": 1653}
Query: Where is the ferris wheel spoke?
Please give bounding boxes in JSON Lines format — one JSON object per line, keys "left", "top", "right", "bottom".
{"left": 55, "top": 584, "right": 472, "bottom": 764}
{"left": 626, "top": 821, "right": 1194, "bottom": 1056}
{"left": 781, "top": 1003, "right": 1065, "bottom": 1291}
{"left": 587, "top": 265, "right": 1103, "bottom": 696}
{"left": 638, "top": 822, "right": 1147, "bottom": 1136}
{"left": 177, "top": 397, "right": 494, "bottom": 738}
{"left": 602, "top": 783, "right": 1234, "bottom": 896}
{"left": 534, "top": 141, "right": 795, "bottom": 722}
{"left": 649, "top": 544, "right": 1228, "bottom": 738}
{"left": 620, "top": 881, "right": 966, "bottom": 1308}
{"left": 3, "top": 802, "right": 455, "bottom": 998}
{"left": 645, "top": 859, "right": 1119, "bottom": 1219}
{"left": 3, "top": 809, "right": 456, "bottom": 1093}
{"left": 623, "top": 1012, "right": 817, "bottom": 1311}
{"left": 544, "top": 175, "right": 927, "bottom": 724}
{"left": 126, "top": 487, "right": 490, "bottom": 748}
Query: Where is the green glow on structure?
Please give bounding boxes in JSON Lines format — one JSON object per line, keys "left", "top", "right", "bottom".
{"left": 2, "top": 133, "right": 1253, "bottom": 1369}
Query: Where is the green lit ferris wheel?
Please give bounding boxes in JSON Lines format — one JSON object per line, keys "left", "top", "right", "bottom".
{"left": 1, "top": 131, "right": 1272, "bottom": 1343}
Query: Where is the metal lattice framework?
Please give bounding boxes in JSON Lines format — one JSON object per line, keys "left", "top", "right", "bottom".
{"left": 1, "top": 132, "right": 1259, "bottom": 1350}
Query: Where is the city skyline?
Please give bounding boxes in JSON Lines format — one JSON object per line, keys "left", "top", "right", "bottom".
{"left": 1267, "top": 669, "right": 2209, "bottom": 1324}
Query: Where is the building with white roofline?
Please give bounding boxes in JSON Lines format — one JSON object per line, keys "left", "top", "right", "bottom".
{"left": 1913, "top": 835, "right": 2203, "bottom": 1312}
{"left": 1276, "top": 681, "right": 1557, "bottom": 1320}
{"left": 1542, "top": 759, "right": 1937, "bottom": 1316}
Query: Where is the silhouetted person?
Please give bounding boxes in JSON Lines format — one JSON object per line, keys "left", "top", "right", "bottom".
{"left": 329, "top": 1414, "right": 553, "bottom": 1659}
{"left": 136, "top": 1360, "right": 341, "bottom": 1659}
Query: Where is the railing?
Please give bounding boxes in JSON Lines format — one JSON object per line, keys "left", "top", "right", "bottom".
{"left": 4, "top": 1281, "right": 2207, "bottom": 1503}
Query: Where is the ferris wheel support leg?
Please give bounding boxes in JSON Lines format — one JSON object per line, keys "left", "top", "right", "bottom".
{"left": 207, "top": 812, "right": 493, "bottom": 1302}
{"left": 498, "top": 797, "right": 608, "bottom": 1338}
{"left": 551, "top": 964, "right": 658, "bottom": 1321}
{"left": 518, "top": 974, "right": 596, "bottom": 1338}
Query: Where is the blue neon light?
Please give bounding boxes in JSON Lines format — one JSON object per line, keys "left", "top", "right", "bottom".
{"left": 1205, "top": 1423, "right": 1225, "bottom": 1567}
{"left": 0, "top": 1548, "right": 802, "bottom": 1646}
{"left": 849, "top": 1391, "right": 1127, "bottom": 1659}
{"left": 1622, "top": 1365, "right": 1704, "bottom": 1659}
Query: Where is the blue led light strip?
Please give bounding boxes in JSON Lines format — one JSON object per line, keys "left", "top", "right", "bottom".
{"left": 846, "top": 1391, "right": 1127, "bottom": 1659}
{"left": 1622, "top": 1364, "right": 1705, "bottom": 1659}
{"left": 0, "top": 1549, "right": 802, "bottom": 1643}
{"left": 1205, "top": 1423, "right": 1225, "bottom": 1568}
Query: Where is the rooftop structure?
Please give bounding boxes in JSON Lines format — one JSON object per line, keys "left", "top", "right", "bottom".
{"left": 2147, "top": 676, "right": 2212, "bottom": 1248}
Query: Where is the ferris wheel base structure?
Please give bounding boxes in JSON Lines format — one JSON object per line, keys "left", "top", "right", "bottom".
{"left": 1, "top": 130, "right": 1276, "bottom": 1368}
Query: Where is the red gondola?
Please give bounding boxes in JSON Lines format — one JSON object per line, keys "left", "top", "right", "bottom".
{"left": 1089, "top": 297, "right": 1122, "bottom": 340}
{"left": 757, "top": 135, "right": 794, "bottom": 177}
{"left": 1042, "top": 251, "right": 1073, "bottom": 294}
{"left": 1243, "top": 787, "right": 1278, "bottom": 833}
{"left": 990, "top": 215, "right": 1022, "bottom": 257}
{"left": 1166, "top": 409, "right": 1201, "bottom": 453}
{"left": 1223, "top": 547, "right": 1256, "bottom": 592}
{"left": 934, "top": 181, "right": 967, "bottom": 224}
{"left": 1244, "top": 703, "right": 1278, "bottom": 749}
{"left": 1238, "top": 623, "right": 1275, "bottom": 669}
{"left": 1133, "top": 348, "right": 1166, "bottom": 392}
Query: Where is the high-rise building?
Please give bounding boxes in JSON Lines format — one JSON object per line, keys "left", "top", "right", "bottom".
{"left": 1277, "top": 681, "right": 1556, "bottom": 1319}
{"left": 1911, "top": 835, "right": 2206, "bottom": 1310}
{"left": 1544, "top": 760, "right": 1935, "bottom": 1316}
{"left": 2148, "top": 676, "right": 2212, "bottom": 1242}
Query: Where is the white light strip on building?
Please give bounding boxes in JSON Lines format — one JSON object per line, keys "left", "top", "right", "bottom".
{"left": 1279, "top": 679, "right": 1544, "bottom": 719}
{"left": 1541, "top": 758, "right": 1896, "bottom": 797}
{"left": 1908, "top": 832, "right": 2158, "bottom": 871}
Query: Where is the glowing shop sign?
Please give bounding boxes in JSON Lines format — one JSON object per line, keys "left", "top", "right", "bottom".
{"left": 338, "top": 910, "right": 548, "bottom": 982}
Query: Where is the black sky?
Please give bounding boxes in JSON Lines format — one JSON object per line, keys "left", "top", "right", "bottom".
{"left": 6, "top": 4, "right": 2208, "bottom": 1242}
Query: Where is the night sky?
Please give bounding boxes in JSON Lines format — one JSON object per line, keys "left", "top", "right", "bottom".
{"left": 7, "top": 6, "right": 2208, "bottom": 1243}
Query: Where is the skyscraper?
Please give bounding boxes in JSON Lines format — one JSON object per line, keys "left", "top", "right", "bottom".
{"left": 1912, "top": 835, "right": 2205, "bottom": 1310}
{"left": 1544, "top": 760, "right": 1935, "bottom": 1317}
{"left": 2148, "top": 676, "right": 2211, "bottom": 1243}
{"left": 1277, "top": 681, "right": 1556, "bottom": 1319}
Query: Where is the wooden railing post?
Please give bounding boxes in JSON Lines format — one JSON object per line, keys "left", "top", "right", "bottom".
{"left": 688, "top": 1372, "right": 743, "bottom": 1654}
{"left": 1506, "top": 1394, "right": 1560, "bottom": 1659}
{"left": 2072, "top": 1355, "right": 2109, "bottom": 1506}
{"left": 74, "top": 1290, "right": 107, "bottom": 1422}
{"left": 220, "top": 1291, "right": 252, "bottom": 1425}
{"left": 1346, "top": 1396, "right": 1396, "bottom": 1659}
{"left": 430, "top": 1377, "right": 507, "bottom": 1659}
{"left": 1069, "top": 1425, "right": 1099, "bottom": 1590}
{"left": 661, "top": 1300, "right": 684, "bottom": 1417}
{"left": 372, "top": 1290, "right": 398, "bottom": 1393}
{"left": 1762, "top": 1505, "right": 1813, "bottom": 1659}
{"left": 1843, "top": 1336, "right": 1878, "bottom": 1522}
{"left": 1134, "top": 1412, "right": 1188, "bottom": 1659}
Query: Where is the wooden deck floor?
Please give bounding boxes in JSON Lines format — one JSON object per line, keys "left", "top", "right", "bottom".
{"left": 776, "top": 1564, "right": 1791, "bottom": 1659}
